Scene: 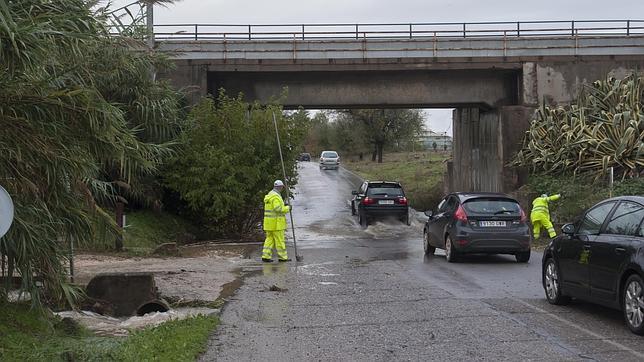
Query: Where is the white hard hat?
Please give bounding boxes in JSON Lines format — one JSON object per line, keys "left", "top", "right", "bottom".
{"left": 274, "top": 180, "right": 284, "bottom": 187}
{"left": 541, "top": 194, "right": 548, "bottom": 198}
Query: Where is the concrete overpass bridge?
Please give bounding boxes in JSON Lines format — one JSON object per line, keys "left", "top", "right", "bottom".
{"left": 154, "top": 20, "right": 644, "bottom": 193}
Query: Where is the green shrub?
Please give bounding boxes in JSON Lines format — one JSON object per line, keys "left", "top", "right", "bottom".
{"left": 163, "top": 93, "right": 307, "bottom": 236}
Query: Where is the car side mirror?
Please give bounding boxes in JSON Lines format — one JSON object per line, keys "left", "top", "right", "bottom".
{"left": 424, "top": 210, "right": 433, "bottom": 218}
{"left": 562, "top": 223, "right": 575, "bottom": 235}
{"left": 351, "top": 191, "right": 358, "bottom": 195}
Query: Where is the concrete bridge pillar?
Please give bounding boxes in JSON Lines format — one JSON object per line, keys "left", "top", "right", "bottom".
{"left": 447, "top": 106, "right": 534, "bottom": 193}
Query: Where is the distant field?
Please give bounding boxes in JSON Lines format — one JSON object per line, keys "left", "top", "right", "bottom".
{"left": 343, "top": 151, "right": 450, "bottom": 211}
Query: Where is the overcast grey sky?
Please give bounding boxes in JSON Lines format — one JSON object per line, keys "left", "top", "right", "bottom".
{"left": 122, "top": 0, "right": 643, "bottom": 24}
{"left": 110, "top": 0, "right": 643, "bottom": 135}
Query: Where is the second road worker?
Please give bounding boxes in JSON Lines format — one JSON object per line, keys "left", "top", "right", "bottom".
{"left": 262, "top": 180, "right": 291, "bottom": 263}
{"left": 531, "top": 193, "right": 561, "bottom": 240}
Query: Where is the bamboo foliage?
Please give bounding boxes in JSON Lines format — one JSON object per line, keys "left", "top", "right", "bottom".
{"left": 513, "top": 74, "right": 644, "bottom": 179}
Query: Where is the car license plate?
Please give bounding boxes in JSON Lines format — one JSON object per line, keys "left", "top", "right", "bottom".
{"left": 379, "top": 200, "right": 394, "bottom": 205}
{"left": 480, "top": 221, "right": 505, "bottom": 227}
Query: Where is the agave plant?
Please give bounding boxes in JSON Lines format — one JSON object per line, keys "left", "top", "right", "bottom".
{"left": 513, "top": 74, "right": 644, "bottom": 180}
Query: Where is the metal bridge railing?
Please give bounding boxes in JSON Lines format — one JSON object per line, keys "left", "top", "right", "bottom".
{"left": 147, "top": 20, "right": 644, "bottom": 41}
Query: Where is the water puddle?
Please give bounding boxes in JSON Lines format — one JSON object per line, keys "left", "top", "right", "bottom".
{"left": 318, "top": 282, "right": 338, "bottom": 286}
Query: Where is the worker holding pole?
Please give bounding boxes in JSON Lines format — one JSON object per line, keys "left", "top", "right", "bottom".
{"left": 262, "top": 180, "right": 292, "bottom": 262}
{"left": 268, "top": 111, "right": 303, "bottom": 262}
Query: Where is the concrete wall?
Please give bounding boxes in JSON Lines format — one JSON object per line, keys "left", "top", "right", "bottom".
{"left": 448, "top": 106, "right": 534, "bottom": 193}
{"left": 522, "top": 59, "right": 644, "bottom": 105}
{"left": 450, "top": 108, "right": 502, "bottom": 192}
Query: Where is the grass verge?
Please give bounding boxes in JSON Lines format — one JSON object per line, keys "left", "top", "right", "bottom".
{"left": 343, "top": 151, "right": 449, "bottom": 211}
{"left": 0, "top": 302, "right": 218, "bottom": 361}
{"left": 123, "top": 209, "right": 200, "bottom": 249}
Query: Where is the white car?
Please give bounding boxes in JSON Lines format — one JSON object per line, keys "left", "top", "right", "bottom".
{"left": 319, "top": 151, "right": 340, "bottom": 170}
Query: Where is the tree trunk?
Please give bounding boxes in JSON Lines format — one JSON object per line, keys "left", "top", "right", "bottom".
{"left": 377, "top": 143, "right": 384, "bottom": 163}
{"left": 371, "top": 146, "right": 377, "bottom": 162}
{"left": 115, "top": 202, "right": 124, "bottom": 251}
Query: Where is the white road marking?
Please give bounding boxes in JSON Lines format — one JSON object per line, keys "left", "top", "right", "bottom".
{"left": 512, "top": 297, "right": 644, "bottom": 359}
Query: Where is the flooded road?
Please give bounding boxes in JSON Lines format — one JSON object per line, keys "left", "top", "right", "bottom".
{"left": 202, "top": 162, "right": 644, "bottom": 361}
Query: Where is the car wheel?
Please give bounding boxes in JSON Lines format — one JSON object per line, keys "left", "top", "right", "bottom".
{"left": 543, "top": 258, "right": 570, "bottom": 305}
{"left": 402, "top": 210, "right": 411, "bottom": 226}
{"left": 445, "top": 235, "right": 458, "bottom": 263}
{"left": 359, "top": 211, "right": 368, "bottom": 228}
{"left": 351, "top": 202, "right": 356, "bottom": 216}
{"left": 516, "top": 250, "right": 531, "bottom": 263}
{"left": 623, "top": 274, "right": 644, "bottom": 335}
{"left": 423, "top": 230, "right": 436, "bottom": 256}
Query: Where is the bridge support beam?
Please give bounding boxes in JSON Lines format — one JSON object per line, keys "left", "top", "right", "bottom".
{"left": 446, "top": 106, "right": 534, "bottom": 193}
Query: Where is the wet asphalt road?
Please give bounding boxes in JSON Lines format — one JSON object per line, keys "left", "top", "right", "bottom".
{"left": 201, "top": 162, "right": 644, "bottom": 361}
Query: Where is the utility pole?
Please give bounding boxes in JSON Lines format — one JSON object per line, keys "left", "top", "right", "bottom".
{"left": 146, "top": 1, "right": 154, "bottom": 49}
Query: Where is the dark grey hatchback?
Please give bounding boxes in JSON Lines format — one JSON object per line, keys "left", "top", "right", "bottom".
{"left": 542, "top": 196, "right": 644, "bottom": 335}
{"left": 423, "top": 192, "right": 531, "bottom": 263}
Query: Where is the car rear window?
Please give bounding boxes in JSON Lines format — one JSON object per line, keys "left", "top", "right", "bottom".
{"left": 367, "top": 185, "right": 403, "bottom": 197}
{"left": 321, "top": 152, "right": 337, "bottom": 158}
{"left": 463, "top": 198, "right": 521, "bottom": 215}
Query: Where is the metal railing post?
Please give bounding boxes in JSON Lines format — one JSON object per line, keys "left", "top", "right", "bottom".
{"left": 248, "top": 24, "right": 251, "bottom": 40}
{"left": 571, "top": 20, "right": 575, "bottom": 36}
{"left": 409, "top": 23, "right": 413, "bottom": 39}
{"left": 433, "top": 31, "right": 437, "bottom": 56}
{"left": 302, "top": 24, "right": 305, "bottom": 40}
{"left": 627, "top": 20, "right": 630, "bottom": 36}
{"left": 355, "top": 24, "right": 359, "bottom": 39}
{"left": 194, "top": 24, "right": 198, "bottom": 40}
{"left": 516, "top": 21, "right": 520, "bottom": 37}
{"left": 462, "top": 22, "right": 466, "bottom": 38}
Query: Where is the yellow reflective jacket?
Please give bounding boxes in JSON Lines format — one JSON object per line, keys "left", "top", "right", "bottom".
{"left": 531, "top": 194, "right": 561, "bottom": 216}
{"left": 263, "top": 190, "right": 290, "bottom": 231}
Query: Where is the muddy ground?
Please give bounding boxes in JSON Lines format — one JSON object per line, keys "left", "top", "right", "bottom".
{"left": 74, "top": 243, "right": 259, "bottom": 303}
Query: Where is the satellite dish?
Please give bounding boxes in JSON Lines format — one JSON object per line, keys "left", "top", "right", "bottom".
{"left": 0, "top": 185, "right": 14, "bottom": 238}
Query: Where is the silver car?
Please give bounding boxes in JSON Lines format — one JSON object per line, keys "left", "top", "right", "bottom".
{"left": 319, "top": 150, "right": 340, "bottom": 170}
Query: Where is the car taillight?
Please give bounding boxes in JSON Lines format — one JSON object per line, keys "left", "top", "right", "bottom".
{"left": 519, "top": 207, "right": 527, "bottom": 223}
{"left": 397, "top": 197, "right": 408, "bottom": 205}
{"left": 362, "top": 197, "right": 375, "bottom": 205}
{"left": 454, "top": 205, "right": 468, "bottom": 222}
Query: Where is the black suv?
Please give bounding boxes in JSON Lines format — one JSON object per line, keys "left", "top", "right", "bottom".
{"left": 298, "top": 153, "right": 311, "bottom": 161}
{"left": 351, "top": 181, "right": 409, "bottom": 227}
{"left": 542, "top": 196, "right": 644, "bottom": 335}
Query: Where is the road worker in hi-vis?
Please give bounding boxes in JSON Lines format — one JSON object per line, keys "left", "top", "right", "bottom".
{"left": 262, "top": 180, "right": 291, "bottom": 262}
{"left": 530, "top": 193, "right": 561, "bottom": 239}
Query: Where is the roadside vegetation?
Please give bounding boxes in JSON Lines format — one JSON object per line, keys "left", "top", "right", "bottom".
{"left": 0, "top": 0, "right": 306, "bottom": 307}
{"left": 0, "top": 302, "right": 218, "bottom": 361}
{"left": 344, "top": 151, "right": 449, "bottom": 211}
{"left": 513, "top": 74, "right": 644, "bottom": 231}
{"left": 163, "top": 95, "right": 308, "bottom": 236}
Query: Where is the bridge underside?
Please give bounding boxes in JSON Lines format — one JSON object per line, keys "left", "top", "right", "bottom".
{"left": 207, "top": 69, "right": 518, "bottom": 109}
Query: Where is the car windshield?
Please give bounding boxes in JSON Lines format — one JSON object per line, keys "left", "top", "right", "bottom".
{"left": 463, "top": 198, "right": 520, "bottom": 215}
{"left": 367, "top": 186, "right": 403, "bottom": 197}
{"left": 321, "top": 152, "right": 338, "bottom": 158}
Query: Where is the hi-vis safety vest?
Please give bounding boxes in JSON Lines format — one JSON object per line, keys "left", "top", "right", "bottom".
{"left": 263, "top": 190, "right": 290, "bottom": 231}
{"left": 531, "top": 194, "right": 561, "bottom": 215}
